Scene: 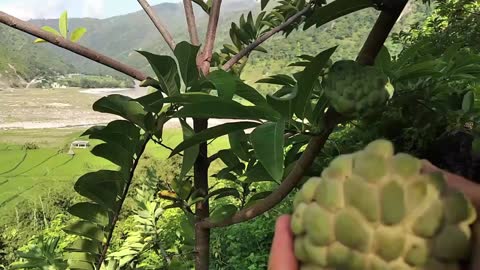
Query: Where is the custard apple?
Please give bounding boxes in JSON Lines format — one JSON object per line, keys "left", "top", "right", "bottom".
{"left": 291, "top": 139, "right": 477, "bottom": 270}
{"left": 323, "top": 60, "right": 393, "bottom": 117}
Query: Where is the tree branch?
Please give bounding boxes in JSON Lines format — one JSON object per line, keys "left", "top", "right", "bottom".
{"left": 199, "top": 0, "right": 223, "bottom": 74}
{"left": 200, "top": 110, "right": 341, "bottom": 228}
{"left": 356, "top": 1, "right": 408, "bottom": 65}
{"left": 137, "top": 0, "right": 176, "bottom": 51}
{"left": 201, "top": 0, "right": 410, "bottom": 229}
{"left": 183, "top": 0, "right": 200, "bottom": 46}
{"left": 0, "top": 11, "right": 147, "bottom": 82}
{"left": 222, "top": 5, "right": 311, "bottom": 71}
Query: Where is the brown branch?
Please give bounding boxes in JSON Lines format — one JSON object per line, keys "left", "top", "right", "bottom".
{"left": 201, "top": 110, "right": 341, "bottom": 228}
{"left": 199, "top": 0, "right": 222, "bottom": 74}
{"left": 356, "top": 1, "right": 408, "bottom": 65}
{"left": 183, "top": 0, "right": 200, "bottom": 46}
{"left": 0, "top": 12, "right": 147, "bottom": 81}
{"left": 137, "top": 0, "right": 176, "bottom": 51}
{"left": 201, "top": 0, "right": 410, "bottom": 229}
{"left": 222, "top": 5, "right": 311, "bottom": 71}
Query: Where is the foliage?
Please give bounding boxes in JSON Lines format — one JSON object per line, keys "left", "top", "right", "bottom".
{"left": 34, "top": 11, "right": 87, "bottom": 44}
{"left": 2, "top": 0, "right": 480, "bottom": 269}
{"left": 57, "top": 75, "right": 134, "bottom": 89}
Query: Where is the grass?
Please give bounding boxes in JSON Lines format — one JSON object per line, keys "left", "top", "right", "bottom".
{"left": 0, "top": 126, "right": 230, "bottom": 223}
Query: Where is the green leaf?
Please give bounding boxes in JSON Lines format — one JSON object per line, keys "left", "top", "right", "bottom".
{"left": 170, "top": 122, "right": 260, "bottom": 157}
{"left": 173, "top": 100, "right": 280, "bottom": 121}
{"left": 174, "top": 41, "right": 201, "bottom": 88}
{"left": 179, "top": 119, "right": 199, "bottom": 181}
{"left": 261, "top": 0, "right": 270, "bottom": 10}
{"left": 245, "top": 191, "right": 273, "bottom": 207}
{"left": 250, "top": 121, "right": 285, "bottom": 181}
{"left": 63, "top": 221, "right": 105, "bottom": 242}
{"left": 295, "top": 46, "right": 337, "bottom": 118}
{"left": 244, "top": 162, "right": 275, "bottom": 183}
{"left": 267, "top": 86, "right": 298, "bottom": 119}
{"left": 70, "top": 27, "right": 87, "bottom": 42}
{"left": 206, "top": 70, "right": 237, "bottom": 100}
{"left": 91, "top": 143, "right": 132, "bottom": 170}
{"left": 228, "top": 130, "right": 250, "bottom": 161}
{"left": 74, "top": 170, "right": 125, "bottom": 209}
{"left": 210, "top": 204, "right": 238, "bottom": 223}
{"left": 137, "top": 92, "right": 219, "bottom": 112}
{"left": 254, "top": 46, "right": 268, "bottom": 53}
{"left": 68, "top": 202, "right": 110, "bottom": 227}
{"left": 462, "top": 91, "right": 475, "bottom": 112}
{"left": 41, "top": 25, "right": 61, "bottom": 36}
{"left": 59, "top": 11, "right": 68, "bottom": 38}
{"left": 137, "top": 51, "right": 181, "bottom": 96}
{"left": 93, "top": 94, "right": 147, "bottom": 127}
{"left": 206, "top": 187, "right": 240, "bottom": 200}
{"left": 257, "top": 74, "right": 296, "bottom": 86}
{"left": 64, "top": 239, "right": 101, "bottom": 255}
{"left": 66, "top": 261, "right": 95, "bottom": 270}
{"left": 375, "top": 45, "right": 392, "bottom": 73}
{"left": 192, "top": 0, "right": 210, "bottom": 13}
{"left": 217, "top": 150, "right": 241, "bottom": 168}
{"left": 84, "top": 121, "right": 140, "bottom": 154}
{"left": 304, "top": 0, "right": 374, "bottom": 30}
{"left": 174, "top": 100, "right": 279, "bottom": 121}
{"left": 235, "top": 80, "right": 269, "bottom": 106}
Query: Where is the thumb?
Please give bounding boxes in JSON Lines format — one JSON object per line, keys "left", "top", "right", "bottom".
{"left": 268, "top": 215, "right": 299, "bottom": 270}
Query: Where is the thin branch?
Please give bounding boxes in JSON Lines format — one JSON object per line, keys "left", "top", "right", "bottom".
{"left": 183, "top": 0, "right": 200, "bottom": 46}
{"left": 97, "top": 136, "right": 151, "bottom": 268}
{"left": 207, "top": 153, "right": 220, "bottom": 164}
{"left": 0, "top": 11, "right": 147, "bottom": 81}
{"left": 199, "top": 0, "right": 223, "bottom": 74}
{"left": 137, "top": 0, "right": 176, "bottom": 51}
{"left": 201, "top": 0, "right": 410, "bottom": 229}
{"left": 222, "top": 5, "right": 311, "bottom": 71}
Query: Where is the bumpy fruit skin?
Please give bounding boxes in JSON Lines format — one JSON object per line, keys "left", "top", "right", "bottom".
{"left": 323, "top": 60, "right": 393, "bottom": 117}
{"left": 292, "top": 139, "right": 477, "bottom": 270}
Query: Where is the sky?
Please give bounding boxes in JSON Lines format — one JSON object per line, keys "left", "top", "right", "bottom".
{"left": 0, "top": 0, "right": 181, "bottom": 20}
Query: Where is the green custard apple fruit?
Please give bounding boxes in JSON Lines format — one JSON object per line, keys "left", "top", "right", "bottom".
{"left": 291, "top": 139, "right": 477, "bottom": 270}
{"left": 323, "top": 60, "right": 393, "bottom": 117}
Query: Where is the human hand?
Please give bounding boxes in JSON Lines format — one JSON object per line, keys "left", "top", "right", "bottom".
{"left": 268, "top": 215, "right": 298, "bottom": 270}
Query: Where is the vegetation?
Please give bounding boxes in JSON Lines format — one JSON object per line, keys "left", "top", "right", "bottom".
{"left": 0, "top": 0, "right": 479, "bottom": 270}
{"left": 57, "top": 75, "right": 134, "bottom": 89}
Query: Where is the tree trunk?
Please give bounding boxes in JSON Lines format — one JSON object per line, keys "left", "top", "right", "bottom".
{"left": 193, "top": 118, "right": 210, "bottom": 270}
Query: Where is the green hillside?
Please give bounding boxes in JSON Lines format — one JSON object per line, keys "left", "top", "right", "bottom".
{"left": 0, "top": 25, "right": 76, "bottom": 87}
{"left": 26, "top": 1, "right": 431, "bottom": 83}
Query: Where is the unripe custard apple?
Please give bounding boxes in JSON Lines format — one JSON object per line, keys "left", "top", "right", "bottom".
{"left": 291, "top": 139, "right": 477, "bottom": 270}
{"left": 323, "top": 60, "right": 394, "bottom": 117}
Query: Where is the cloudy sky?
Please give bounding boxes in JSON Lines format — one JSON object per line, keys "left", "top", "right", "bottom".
{"left": 0, "top": 0, "right": 181, "bottom": 20}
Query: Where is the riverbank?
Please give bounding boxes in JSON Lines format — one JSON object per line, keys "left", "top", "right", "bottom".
{"left": 0, "top": 87, "right": 237, "bottom": 130}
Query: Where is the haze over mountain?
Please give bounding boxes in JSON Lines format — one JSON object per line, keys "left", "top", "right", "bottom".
{"left": 0, "top": 0, "right": 430, "bottom": 87}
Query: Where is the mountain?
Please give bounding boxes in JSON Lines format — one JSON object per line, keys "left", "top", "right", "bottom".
{"left": 0, "top": 24, "right": 76, "bottom": 87}
{"left": 1, "top": 0, "right": 431, "bottom": 88}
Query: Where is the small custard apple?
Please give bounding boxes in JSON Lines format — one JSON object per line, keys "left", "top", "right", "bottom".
{"left": 323, "top": 60, "right": 394, "bottom": 117}
{"left": 291, "top": 139, "right": 477, "bottom": 270}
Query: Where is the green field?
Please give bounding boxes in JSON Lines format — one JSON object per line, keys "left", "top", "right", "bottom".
{"left": 0, "top": 127, "right": 229, "bottom": 223}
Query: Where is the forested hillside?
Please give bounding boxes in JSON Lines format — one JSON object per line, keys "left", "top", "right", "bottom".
{"left": 17, "top": 0, "right": 430, "bottom": 87}
{"left": 0, "top": 25, "right": 75, "bottom": 87}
